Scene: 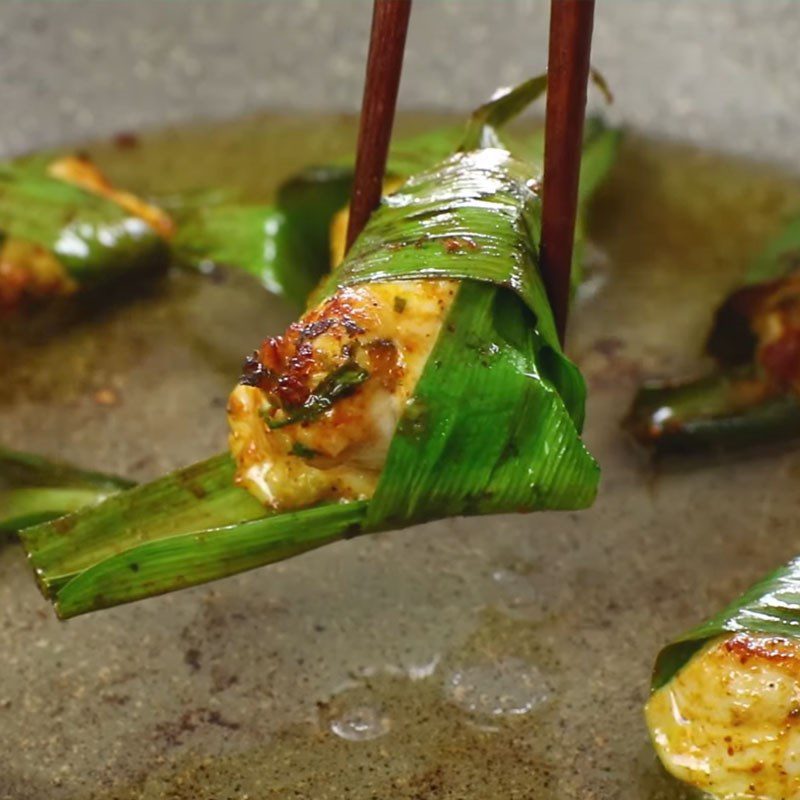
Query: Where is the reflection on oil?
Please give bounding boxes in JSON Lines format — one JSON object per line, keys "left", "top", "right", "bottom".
{"left": 321, "top": 679, "right": 393, "bottom": 742}
{"left": 329, "top": 704, "right": 391, "bottom": 742}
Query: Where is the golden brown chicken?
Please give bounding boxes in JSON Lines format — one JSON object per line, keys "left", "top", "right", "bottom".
{"left": 646, "top": 632, "right": 800, "bottom": 799}
{"left": 228, "top": 278, "right": 457, "bottom": 510}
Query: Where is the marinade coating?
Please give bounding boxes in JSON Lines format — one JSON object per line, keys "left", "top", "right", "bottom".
{"left": 647, "top": 632, "right": 800, "bottom": 799}
{"left": 228, "top": 279, "right": 457, "bottom": 510}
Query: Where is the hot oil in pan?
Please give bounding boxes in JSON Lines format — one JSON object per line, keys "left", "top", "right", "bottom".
{"left": 1, "top": 114, "right": 799, "bottom": 799}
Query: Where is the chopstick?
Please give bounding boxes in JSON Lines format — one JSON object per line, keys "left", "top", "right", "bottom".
{"left": 347, "top": 0, "right": 593, "bottom": 345}
{"left": 346, "top": 0, "right": 413, "bottom": 251}
{"left": 540, "top": 0, "right": 596, "bottom": 345}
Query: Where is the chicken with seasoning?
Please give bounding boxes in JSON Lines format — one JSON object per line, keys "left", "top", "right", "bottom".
{"left": 228, "top": 278, "right": 456, "bottom": 510}
{"left": 648, "top": 634, "right": 800, "bottom": 798}
{"left": 647, "top": 555, "right": 800, "bottom": 800}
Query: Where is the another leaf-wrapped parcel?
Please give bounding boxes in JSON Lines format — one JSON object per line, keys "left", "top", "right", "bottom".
{"left": 0, "top": 157, "right": 172, "bottom": 314}
{"left": 646, "top": 557, "right": 800, "bottom": 799}
{"left": 22, "top": 78, "right": 600, "bottom": 619}
{"left": 626, "top": 211, "right": 800, "bottom": 456}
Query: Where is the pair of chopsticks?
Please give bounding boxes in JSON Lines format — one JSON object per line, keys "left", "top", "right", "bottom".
{"left": 347, "top": 0, "right": 596, "bottom": 345}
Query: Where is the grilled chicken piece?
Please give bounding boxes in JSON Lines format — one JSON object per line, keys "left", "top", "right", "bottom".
{"left": 646, "top": 633, "right": 800, "bottom": 799}
{"left": 228, "top": 279, "right": 457, "bottom": 510}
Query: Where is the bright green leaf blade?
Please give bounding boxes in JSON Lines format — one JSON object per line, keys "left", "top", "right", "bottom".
{"left": 321, "top": 150, "right": 552, "bottom": 324}
{"left": 20, "top": 453, "right": 264, "bottom": 598}
{"left": 173, "top": 166, "right": 351, "bottom": 311}
{"left": 174, "top": 205, "right": 317, "bottom": 309}
{"left": 277, "top": 165, "right": 353, "bottom": 287}
{"left": 461, "top": 75, "right": 548, "bottom": 151}
{"left": 368, "top": 281, "right": 597, "bottom": 528}
{"left": 54, "top": 500, "right": 368, "bottom": 618}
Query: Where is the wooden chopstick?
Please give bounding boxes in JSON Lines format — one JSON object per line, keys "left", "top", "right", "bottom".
{"left": 346, "top": 0, "right": 413, "bottom": 251}
{"left": 540, "top": 0, "right": 596, "bottom": 345}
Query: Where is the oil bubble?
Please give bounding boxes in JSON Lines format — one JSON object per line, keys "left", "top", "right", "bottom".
{"left": 329, "top": 705, "right": 391, "bottom": 742}
{"left": 443, "top": 657, "right": 552, "bottom": 718}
